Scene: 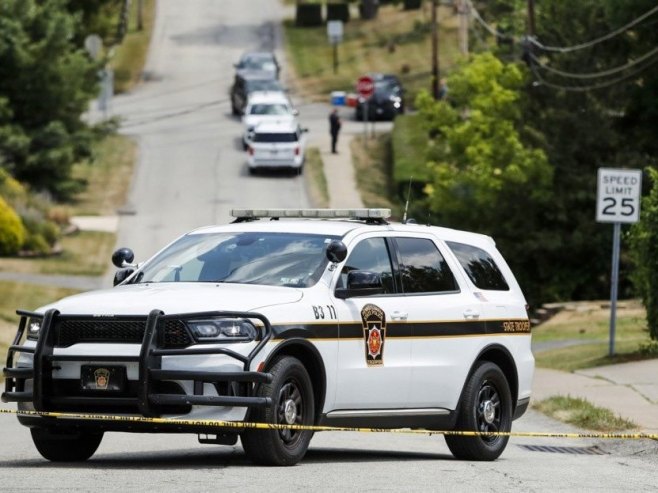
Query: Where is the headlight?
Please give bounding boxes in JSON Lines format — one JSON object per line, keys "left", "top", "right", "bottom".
{"left": 187, "top": 318, "right": 257, "bottom": 343}
{"left": 26, "top": 319, "right": 42, "bottom": 340}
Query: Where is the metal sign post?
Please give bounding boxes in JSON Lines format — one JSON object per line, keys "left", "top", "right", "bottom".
{"left": 596, "top": 168, "right": 642, "bottom": 356}
{"left": 327, "top": 21, "right": 343, "bottom": 75}
{"left": 356, "top": 75, "right": 375, "bottom": 142}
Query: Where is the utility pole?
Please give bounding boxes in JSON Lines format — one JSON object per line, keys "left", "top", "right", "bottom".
{"left": 137, "top": 0, "right": 144, "bottom": 31}
{"left": 431, "top": 0, "right": 439, "bottom": 99}
{"left": 458, "top": 0, "right": 469, "bottom": 55}
{"left": 527, "top": 0, "right": 536, "bottom": 37}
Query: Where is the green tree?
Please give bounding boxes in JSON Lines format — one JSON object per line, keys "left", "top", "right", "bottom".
{"left": 0, "top": 0, "right": 100, "bottom": 199}
{"left": 629, "top": 168, "right": 658, "bottom": 340}
{"left": 474, "top": 0, "right": 657, "bottom": 303}
{"left": 415, "top": 53, "right": 553, "bottom": 304}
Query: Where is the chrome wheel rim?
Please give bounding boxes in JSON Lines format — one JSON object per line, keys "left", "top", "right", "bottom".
{"left": 276, "top": 379, "right": 304, "bottom": 445}
{"left": 476, "top": 380, "right": 502, "bottom": 443}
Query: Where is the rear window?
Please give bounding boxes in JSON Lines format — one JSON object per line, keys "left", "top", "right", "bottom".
{"left": 253, "top": 132, "right": 298, "bottom": 143}
{"left": 395, "top": 237, "right": 457, "bottom": 293}
{"left": 446, "top": 241, "right": 510, "bottom": 291}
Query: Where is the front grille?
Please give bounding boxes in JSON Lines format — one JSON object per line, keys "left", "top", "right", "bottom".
{"left": 161, "top": 319, "right": 192, "bottom": 348}
{"left": 55, "top": 319, "right": 146, "bottom": 346}
{"left": 54, "top": 318, "right": 193, "bottom": 348}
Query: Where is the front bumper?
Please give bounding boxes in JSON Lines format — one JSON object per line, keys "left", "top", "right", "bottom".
{"left": 2, "top": 309, "right": 274, "bottom": 422}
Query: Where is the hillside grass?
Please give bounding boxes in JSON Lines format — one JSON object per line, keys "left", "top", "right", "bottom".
{"left": 283, "top": 4, "right": 461, "bottom": 103}
{"left": 533, "top": 300, "right": 656, "bottom": 371}
{"left": 112, "top": 0, "right": 157, "bottom": 93}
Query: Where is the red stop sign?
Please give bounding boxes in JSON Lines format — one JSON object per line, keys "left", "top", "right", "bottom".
{"left": 356, "top": 75, "right": 375, "bottom": 98}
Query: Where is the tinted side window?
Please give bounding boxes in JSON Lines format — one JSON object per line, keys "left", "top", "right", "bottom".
{"left": 395, "top": 237, "right": 457, "bottom": 293}
{"left": 340, "top": 238, "right": 395, "bottom": 293}
{"left": 446, "top": 241, "right": 510, "bottom": 291}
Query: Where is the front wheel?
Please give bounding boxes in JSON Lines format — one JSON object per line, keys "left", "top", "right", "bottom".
{"left": 31, "top": 427, "right": 103, "bottom": 462}
{"left": 445, "top": 361, "right": 512, "bottom": 461}
{"left": 241, "top": 356, "right": 314, "bottom": 466}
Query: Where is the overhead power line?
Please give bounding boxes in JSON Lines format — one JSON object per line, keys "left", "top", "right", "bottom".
{"left": 469, "top": 3, "right": 517, "bottom": 42}
{"left": 530, "top": 45, "right": 658, "bottom": 79}
{"left": 530, "top": 4, "right": 658, "bottom": 53}
{"left": 530, "top": 54, "right": 658, "bottom": 92}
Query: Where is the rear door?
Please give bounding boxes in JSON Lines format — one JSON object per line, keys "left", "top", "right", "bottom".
{"left": 389, "top": 235, "right": 483, "bottom": 410}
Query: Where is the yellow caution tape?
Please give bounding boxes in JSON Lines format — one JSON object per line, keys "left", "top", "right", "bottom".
{"left": 1, "top": 408, "right": 656, "bottom": 440}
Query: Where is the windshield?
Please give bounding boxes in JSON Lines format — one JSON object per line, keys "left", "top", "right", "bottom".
{"left": 246, "top": 80, "right": 282, "bottom": 92}
{"left": 249, "top": 103, "right": 290, "bottom": 115}
{"left": 133, "top": 232, "right": 338, "bottom": 287}
{"left": 240, "top": 55, "right": 275, "bottom": 71}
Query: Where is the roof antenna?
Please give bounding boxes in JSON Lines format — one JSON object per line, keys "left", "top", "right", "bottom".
{"left": 402, "top": 176, "right": 413, "bottom": 224}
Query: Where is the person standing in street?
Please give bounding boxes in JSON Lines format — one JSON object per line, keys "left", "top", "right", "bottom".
{"left": 329, "top": 108, "right": 341, "bottom": 154}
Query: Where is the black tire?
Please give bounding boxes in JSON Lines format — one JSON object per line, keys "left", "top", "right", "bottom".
{"left": 445, "top": 361, "right": 512, "bottom": 461}
{"left": 31, "top": 427, "right": 103, "bottom": 462}
{"left": 241, "top": 356, "right": 314, "bottom": 466}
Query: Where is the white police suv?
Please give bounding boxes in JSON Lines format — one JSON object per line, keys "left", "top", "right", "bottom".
{"left": 2, "top": 209, "right": 533, "bottom": 466}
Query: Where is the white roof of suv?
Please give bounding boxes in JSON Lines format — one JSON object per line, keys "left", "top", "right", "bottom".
{"left": 246, "top": 92, "right": 290, "bottom": 106}
{"left": 251, "top": 120, "right": 300, "bottom": 134}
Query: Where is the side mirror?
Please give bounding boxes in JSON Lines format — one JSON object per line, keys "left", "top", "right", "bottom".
{"left": 292, "top": 109, "right": 299, "bottom": 116}
{"left": 113, "top": 268, "right": 135, "bottom": 286}
{"left": 326, "top": 240, "right": 347, "bottom": 263}
{"left": 112, "top": 247, "right": 135, "bottom": 268}
{"left": 302, "top": 127, "right": 310, "bottom": 133}
{"left": 335, "top": 270, "right": 384, "bottom": 299}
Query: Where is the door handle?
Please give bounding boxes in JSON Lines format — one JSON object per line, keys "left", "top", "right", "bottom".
{"left": 390, "top": 311, "right": 408, "bottom": 321}
{"left": 463, "top": 309, "right": 480, "bottom": 320}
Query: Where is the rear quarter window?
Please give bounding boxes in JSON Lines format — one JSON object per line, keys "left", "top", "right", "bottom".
{"left": 446, "top": 241, "right": 509, "bottom": 291}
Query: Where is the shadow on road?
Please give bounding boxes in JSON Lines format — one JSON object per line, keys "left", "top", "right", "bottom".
{"left": 0, "top": 446, "right": 451, "bottom": 469}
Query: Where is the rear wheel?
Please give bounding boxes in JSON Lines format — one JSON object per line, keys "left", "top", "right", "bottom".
{"left": 241, "top": 356, "right": 314, "bottom": 466}
{"left": 31, "top": 427, "right": 103, "bottom": 462}
{"left": 445, "top": 361, "right": 512, "bottom": 461}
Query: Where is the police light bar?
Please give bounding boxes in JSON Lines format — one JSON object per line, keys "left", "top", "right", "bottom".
{"left": 230, "top": 208, "right": 391, "bottom": 220}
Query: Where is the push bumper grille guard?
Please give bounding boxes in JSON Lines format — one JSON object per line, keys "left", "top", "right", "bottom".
{"left": 2, "top": 308, "right": 274, "bottom": 417}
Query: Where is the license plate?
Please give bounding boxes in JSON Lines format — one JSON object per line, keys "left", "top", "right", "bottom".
{"left": 80, "top": 365, "right": 126, "bottom": 392}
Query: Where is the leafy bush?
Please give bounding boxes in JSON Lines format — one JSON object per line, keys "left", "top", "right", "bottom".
{"left": 0, "top": 168, "right": 61, "bottom": 255}
{"left": 629, "top": 167, "right": 658, "bottom": 340}
{"left": 327, "top": 3, "right": 350, "bottom": 23}
{"left": 295, "top": 4, "right": 323, "bottom": 26}
{"left": 0, "top": 195, "right": 25, "bottom": 255}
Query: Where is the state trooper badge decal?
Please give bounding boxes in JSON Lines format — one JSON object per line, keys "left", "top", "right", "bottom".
{"left": 361, "top": 304, "right": 386, "bottom": 366}
{"left": 94, "top": 368, "right": 110, "bottom": 390}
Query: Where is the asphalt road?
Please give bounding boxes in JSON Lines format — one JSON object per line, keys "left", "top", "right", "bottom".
{"left": 0, "top": 403, "right": 656, "bottom": 491}
{"left": 1, "top": 1, "right": 656, "bottom": 490}
{"left": 111, "top": 0, "right": 309, "bottom": 266}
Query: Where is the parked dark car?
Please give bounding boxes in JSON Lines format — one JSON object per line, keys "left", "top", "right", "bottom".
{"left": 230, "top": 72, "right": 285, "bottom": 116}
{"left": 234, "top": 51, "right": 280, "bottom": 79}
{"left": 355, "top": 74, "right": 405, "bottom": 121}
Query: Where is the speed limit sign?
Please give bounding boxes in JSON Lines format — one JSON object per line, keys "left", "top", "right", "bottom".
{"left": 596, "top": 168, "right": 642, "bottom": 224}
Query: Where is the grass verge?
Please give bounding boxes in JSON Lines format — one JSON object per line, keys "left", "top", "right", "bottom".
{"left": 391, "top": 113, "right": 430, "bottom": 184}
{"left": 534, "top": 395, "right": 637, "bottom": 432}
{"left": 283, "top": 4, "right": 461, "bottom": 103}
{"left": 112, "top": 0, "right": 157, "bottom": 93}
{"left": 72, "top": 134, "right": 137, "bottom": 216}
{"left": 532, "top": 300, "right": 656, "bottom": 371}
{"left": 351, "top": 133, "right": 401, "bottom": 215}
{"left": 304, "top": 147, "right": 330, "bottom": 208}
{"left": 0, "top": 232, "right": 116, "bottom": 277}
